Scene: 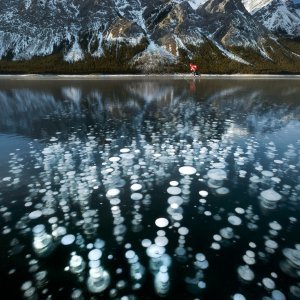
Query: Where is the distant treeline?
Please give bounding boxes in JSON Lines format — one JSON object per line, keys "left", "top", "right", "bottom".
{"left": 0, "top": 38, "right": 300, "bottom": 74}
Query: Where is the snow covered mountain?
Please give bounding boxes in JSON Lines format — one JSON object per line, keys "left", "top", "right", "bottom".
{"left": 0, "top": 0, "right": 299, "bottom": 70}
{"left": 248, "top": 0, "right": 300, "bottom": 37}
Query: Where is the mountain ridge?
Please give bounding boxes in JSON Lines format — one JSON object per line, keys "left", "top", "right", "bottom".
{"left": 0, "top": 0, "right": 299, "bottom": 73}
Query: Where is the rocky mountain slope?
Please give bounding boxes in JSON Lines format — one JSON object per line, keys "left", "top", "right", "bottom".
{"left": 0, "top": 0, "right": 299, "bottom": 73}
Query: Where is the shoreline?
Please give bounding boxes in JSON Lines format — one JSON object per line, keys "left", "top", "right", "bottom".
{"left": 1, "top": 74, "right": 300, "bottom": 80}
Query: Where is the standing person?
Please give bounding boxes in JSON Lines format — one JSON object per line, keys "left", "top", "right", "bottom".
{"left": 189, "top": 63, "right": 199, "bottom": 76}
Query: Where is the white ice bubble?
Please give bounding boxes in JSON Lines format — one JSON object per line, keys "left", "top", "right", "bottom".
{"left": 155, "top": 236, "right": 169, "bottom": 247}
{"left": 228, "top": 215, "right": 242, "bottom": 226}
{"left": 262, "top": 277, "right": 275, "bottom": 290}
{"left": 109, "top": 157, "right": 120, "bottom": 162}
{"left": 199, "top": 190, "right": 208, "bottom": 197}
{"left": 141, "top": 239, "right": 152, "bottom": 248}
{"left": 61, "top": 234, "right": 76, "bottom": 246}
{"left": 167, "top": 187, "right": 181, "bottom": 195}
{"left": 120, "top": 148, "right": 130, "bottom": 153}
{"left": 211, "top": 242, "right": 221, "bottom": 250}
{"left": 237, "top": 265, "right": 255, "bottom": 282}
{"left": 106, "top": 188, "right": 120, "bottom": 198}
{"left": 216, "top": 187, "right": 230, "bottom": 195}
{"left": 233, "top": 293, "right": 246, "bottom": 300}
{"left": 131, "top": 183, "right": 142, "bottom": 192}
{"left": 269, "top": 221, "right": 282, "bottom": 231}
{"left": 146, "top": 244, "right": 165, "bottom": 258}
{"left": 235, "top": 207, "right": 245, "bottom": 214}
{"left": 170, "top": 181, "right": 179, "bottom": 186}
{"left": 178, "top": 227, "right": 189, "bottom": 236}
{"left": 88, "top": 249, "right": 102, "bottom": 261}
{"left": 155, "top": 218, "right": 169, "bottom": 228}
{"left": 271, "top": 290, "right": 286, "bottom": 300}
{"left": 178, "top": 166, "right": 197, "bottom": 176}
{"left": 265, "top": 239, "right": 278, "bottom": 249}
{"left": 260, "top": 189, "right": 282, "bottom": 202}
{"left": 28, "top": 210, "right": 42, "bottom": 220}
{"left": 207, "top": 169, "right": 227, "bottom": 181}
{"left": 261, "top": 170, "right": 274, "bottom": 177}
{"left": 131, "top": 193, "right": 143, "bottom": 201}
{"left": 168, "top": 196, "right": 183, "bottom": 206}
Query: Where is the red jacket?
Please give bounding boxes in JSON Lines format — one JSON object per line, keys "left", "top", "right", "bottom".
{"left": 189, "top": 64, "right": 198, "bottom": 72}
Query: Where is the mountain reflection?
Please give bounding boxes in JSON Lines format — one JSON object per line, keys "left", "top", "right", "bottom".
{"left": 0, "top": 79, "right": 299, "bottom": 139}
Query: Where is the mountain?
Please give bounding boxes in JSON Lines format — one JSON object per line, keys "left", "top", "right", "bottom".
{"left": 0, "top": 0, "right": 299, "bottom": 73}
{"left": 248, "top": 0, "right": 300, "bottom": 37}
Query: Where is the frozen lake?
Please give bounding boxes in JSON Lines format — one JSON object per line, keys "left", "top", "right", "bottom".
{"left": 0, "top": 78, "right": 299, "bottom": 299}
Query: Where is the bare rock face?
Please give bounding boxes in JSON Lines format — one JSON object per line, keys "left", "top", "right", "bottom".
{"left": 0, "top": 0, "right": 299, "bottom": 67}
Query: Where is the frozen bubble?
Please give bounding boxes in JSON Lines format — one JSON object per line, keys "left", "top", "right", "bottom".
{"left": 235, "top": 207, "right": 245, "bottom": 214}
{"left": 250, "top": 176, "right": 260, "bottom": 183}
{"left": 261, "top": 170, "right": 274, "bottom": 177}
{"left": 178, "top": 166, "right": 197, "bottom": 176}
{"left": 199, "top": 190, "right": 208, "bottom": 197}
{"left": 125, "top": 250, "right": 135, "bottom": 260}
{"left": 198, "top": 281, "right": 206, "bottom": 289}
{"left": 61, "top": 234, "right": 76, "bottom": 246}
{"left": 155, "top": 218, "right": 169, "bottom": 228}
{"left": 167, "top": 187, "right": 181, "bottom": 195}
{"left": 204, "top": 211, "right": 211, "bottom": 216}
{"left": 155, "top": 236, "right": 169, "bottom": 247}
{"left": 106, "top": 188, "right": 120, "bottom": 198}
{"left": 213, "top": 234, "right": 222, "bottom": 242}
{"left": 246, "top": 250, "right": 255, "bottom": 258}
{"left": 168, "top": 196, "right": 183, "bottom": 206}
{"left": 212, "top": 162, "right": 226, "bottom": 169}
{"left": 216, "top": 187, "right": 230, "bottom": 195}
{"left": 237, "top": 265, "right": 255, "bottom": 282}
{"left": 146, "top": 244, "right": 165, "bottom": 258}
{"left": 233, "top": 294, "right": 246, "bottom": 300}
{"left": 131, "top": 184, "right": 142, "bottom": 192}
{"left": 282, "top": 248, "right": 300, "bottom": 267}
{"left": 228, "top": 215, "right": 242, "bottom": 226}
{"left": 274, "top": 160, "right": 283, "bottom": 164}
{"left": 195, "top": 253, "right": 206, "bottom": 262}
{"left": 170, "top": 181, "right": 179, "bottom": 187}
{"left": 249, "top": 242, "right": 256, "bottom": 248}
{"left": 178, "top": 227, "right": 189, "bottom": 236}
{"left": 262, "top": 277, "right": 275, "bottom": 290}
{"left": 109, "top": 156, "right": 120, "bottom": 162}
{"left": 131, "top": 193, "right": 143, "bottom": 201}
{"left": 120, "top": 148, "right": 130, "bottom": 153}
{"left": 269, "top": 221, "right": 282, "bottom": 231}
{"left": 3, "top": 177, "right": 12, "bottom": 182}
{"left": 141, "top": 239, "right": 152, "bottom": 248}
{"left": 265, "top": 240, "right": 278, "bottom": 250}
{"left": 88, "top": 249, "right": 102, "bottom": 261}
{"left": 211, "top": 243, "right": 221, "bottom": 250}
{"left": 175, "top": 247, "right": 186, "bottom": 256}
{"left": 260, "top": 189, "right": 282, "bottom": 202}
{"left": 207, "top": 169, "right": 227, "bottom": 180}
{"left": 271, "top": 290, "right": 286, "bottom": 300}
{"left": 157, "top": 230, "right": 166, "bottom": 236}
{"left": 243, "top": 255, "right": 255, "bottom": 265}
{"left": 220, "top": 227, "right": 234, "bottom": 239}
{"left": 28, "top": 210, "right": 42, "bottom": 220}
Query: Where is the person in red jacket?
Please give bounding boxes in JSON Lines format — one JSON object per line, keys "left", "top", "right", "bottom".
{"left": 189, "top": 63, "right": 199, "bottom": 76}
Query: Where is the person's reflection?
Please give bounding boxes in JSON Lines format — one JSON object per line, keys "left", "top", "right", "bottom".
{"left": 189, "top": 79, "right": 196, "bottom": 93}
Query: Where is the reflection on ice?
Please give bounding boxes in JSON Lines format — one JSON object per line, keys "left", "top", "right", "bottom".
{"left": 0, "top": 79, "right": 299, "bottom": 299}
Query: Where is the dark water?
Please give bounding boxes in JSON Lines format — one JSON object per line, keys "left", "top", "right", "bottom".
{"left": 0, "top": 78, "right": 299, "bottom": 300}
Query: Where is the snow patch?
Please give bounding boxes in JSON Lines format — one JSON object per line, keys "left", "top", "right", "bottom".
{"left": 211, "top": 40, "right": 250, "bottom": 65}
{"left": 188, "top": 0, "right": 208, "bottom": 10}
{"left": 64, "top": 38, "right": 84, "bottom": 62}
{"left": 242, "top": 0, "right": 273, "bottom": 14}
